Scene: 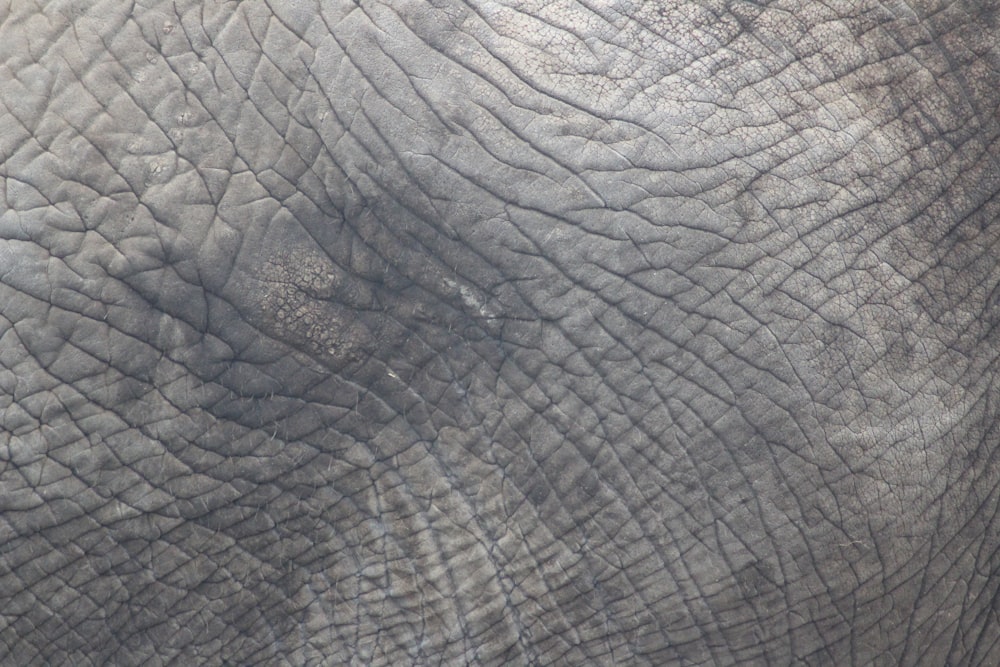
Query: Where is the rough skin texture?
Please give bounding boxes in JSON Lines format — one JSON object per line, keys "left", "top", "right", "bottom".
{"left": 2, "top": 0, "right": 1000, "bottom": 664}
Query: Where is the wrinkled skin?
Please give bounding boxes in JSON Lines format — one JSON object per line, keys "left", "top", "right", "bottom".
{"left": 2, "top": 0, "right": 1000, "bottom": 664}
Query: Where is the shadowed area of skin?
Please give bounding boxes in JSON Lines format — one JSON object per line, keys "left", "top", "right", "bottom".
{"left": 1, "top": 0, "right": 999, "bottom": 664}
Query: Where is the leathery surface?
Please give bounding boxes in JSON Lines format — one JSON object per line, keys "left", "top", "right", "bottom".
{"left": 1, "top": 1, "right": 999, "bottom": 664}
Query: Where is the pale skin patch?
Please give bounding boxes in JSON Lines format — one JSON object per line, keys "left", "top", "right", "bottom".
{"left": 251, "top": 245, "right": 380, "bottom": 368}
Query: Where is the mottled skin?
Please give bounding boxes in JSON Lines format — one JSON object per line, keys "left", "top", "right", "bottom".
{"left": 2, "top": 0, "right": 1000, "bottom": 664}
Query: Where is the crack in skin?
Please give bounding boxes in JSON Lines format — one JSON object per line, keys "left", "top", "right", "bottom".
{"left": 1, "top": 0, "right": 1000, "bottom": 665}
{"left": 254, "top": 246, "right": 380, "bottom": 367}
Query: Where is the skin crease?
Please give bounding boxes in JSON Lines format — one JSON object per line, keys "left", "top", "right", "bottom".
{"left": 1, "top": 0, "right": 999, "bottom": 664}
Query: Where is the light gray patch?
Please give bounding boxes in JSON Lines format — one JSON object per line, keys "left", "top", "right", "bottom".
{"left": 249, "top": 245, "right": 379, "bottom": 369}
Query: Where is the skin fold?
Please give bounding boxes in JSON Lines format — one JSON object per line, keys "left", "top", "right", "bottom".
{"left": 1, "top": 0, "right": 999, "bottom": 664}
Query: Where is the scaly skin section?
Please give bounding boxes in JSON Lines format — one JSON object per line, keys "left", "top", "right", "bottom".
{"left": 1, "top": 0, "right": 999, "bottom": 664}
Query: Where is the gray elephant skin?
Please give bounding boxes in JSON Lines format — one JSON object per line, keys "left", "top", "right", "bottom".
{"left": 2, "top": 0, "right": 999, "bottom": 664}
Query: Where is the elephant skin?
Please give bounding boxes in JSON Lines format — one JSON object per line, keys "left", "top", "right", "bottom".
{"left": 1, "top": 0, "right": 999, "bottom": 664}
